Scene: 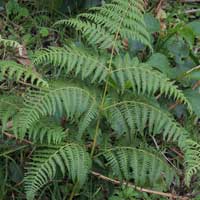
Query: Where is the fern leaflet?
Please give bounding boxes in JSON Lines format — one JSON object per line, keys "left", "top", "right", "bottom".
{"left": 13, "top": 82, "right": 98, "bottom": 138}
{"left": 105, "top": 100, "right": 188, "bottom": 142}
{"left": 24, "top": 143, "right": 91, "bottom": 200}
{"left": 0, "top": 61, "right": 48, "bottom": 87}
{"left": 103, "top": 147, "right": 177, "bottom": 187}
{"left": 55, "top": 0, "right": 151, "bottom": 49}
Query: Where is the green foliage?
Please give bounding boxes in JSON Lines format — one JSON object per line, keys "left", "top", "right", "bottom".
{"left": 13, "top": 82, "right": 98, "bottom": 138}
{"left": 0, "top": 95, "right": 22, "bottom": 131}
{"left": 103, "top": 147, "right": 177, "bottom": 187}
{"left": 109, "top": 186, "right": 167, "bottom": 200}
{"left": 0, "top": 35, "right": 21, "bottom": 48}
{"left": 0, "top": 0, "right": 200, "bottom": 199}
{"left": 0, "top": 61, "right": 48, "bottom": 87}
{"left": 106, "top": 100, "right": 188, "bottom": 142}
{"left": 24, "top": 143, "right": 91, "bottom": 200}
{"left": 33, "top": 45, "right": 108, "bottom": 82}
{"left": 55, "top": 0, "right": 151, "bottom": 49}
{"left": 183, "top": 140, "right": 200, "bottom": 187}
{"left": 110, "top": 59, "right": 191, "bottom": 110}
{"left": 28, "top": 118, "right": 66, "bottom": 144}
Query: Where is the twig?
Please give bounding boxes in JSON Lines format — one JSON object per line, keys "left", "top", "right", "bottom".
{"left": 2, "top": 131, "right": 33, "bottom": 145}
{"left": 180, "top": 0, "right": 200, "bottom": 2}
{"left": 91, "top": 171, "right": 189, "bottom": 199}
{"left": 151, "top": 136, "right": 179, "bottom": 171}
{"left": 186, "top": 65, "right": 200, "bottom": 75}
{"left": 155, "top": 0, "right": 165, "bottom": 16}
{"left": 192, "top": 80, "right": 200, "bottom": 90}
{"left": 169, "top": 102, "right": 179, "bottom": 111}
{"left": 170, "top": 147, "right": 184, "bottom": 159}
{"left": 185, "top": 8, "right": 200, "bottom": 14}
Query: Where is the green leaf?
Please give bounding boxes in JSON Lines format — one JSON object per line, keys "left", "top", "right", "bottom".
{"left": 147, "top": 53, "right": 173, "bottom": 77}
{"left": 180, "top": 26, "right": 195, "bottom": 48}
{"left": 187, "top": 21, "right": 200, "bottom": 36}
{"left": 39, "top": 27, "right": 49, "bottom": 37}
{"left": 18, "top": 7, "right": 29, "bottom": 17}
{"left": 184, "top": 89, "right": 200, "bottom": 117}
{"left": 9, "top": 161, "right": 23, "bottom": 183}
{"left": 186, "top": 71, "right": 200, "bottom": 81}
{"left": 144, "top": 13, "right": 160, "bottom": 33}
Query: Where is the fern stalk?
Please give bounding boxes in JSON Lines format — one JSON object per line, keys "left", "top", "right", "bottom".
{"left": 69, "top": 182, "right": 79, "bottom": 200}
{"left": 90, "top": 1, "right": 132, "bottom": 156}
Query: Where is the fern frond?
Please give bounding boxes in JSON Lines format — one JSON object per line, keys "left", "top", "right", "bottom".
{"left": 0, "top": 61, "right": 48, "bottom": 87}
{"left": 110, "top": 64, "right": 192, "bottom": 111}
{"left": 24, "top": 143, "right": 91, "bottom": 200}
{"left": 104, "top": 100, "right": 188, "bottom": 142}
{"left": 55, "top": 0, "right": 151, "bottom": 49}
{"left": 13, "top": 83, "right": 98, "bottom": 138}
{"left": 183, "top": 140, "right": 200, "bottom": 186}
{"left": 33, "top": 45, "right": 108, "bottom": 82}
{"left": 0, "top": 95, "right": 23, "bottom": 131}
{"left": 103, "top": 147, "right": 177, "bottom": 187}
{"left": 28, "top": 118, "right": 66, "bottom": 144}
{"left": 0, "top": 35, "right": 21, "bottom": 48}
{"left": 56, "top": 19, "right": 115, "bottom": 49}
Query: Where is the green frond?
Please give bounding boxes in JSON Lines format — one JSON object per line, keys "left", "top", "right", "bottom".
{"left": 110, "top": 63, "right": 192, "bottom": 111}
{"left": 0, "top": 95, "right": 23, "bottom": 131}
{"left": 55, "top": 0, "right": 151, "bottom": 49}
{"left": 183, "top": 140, "right": 200, "bottom": 186}
{"left": 0, "top": 61, "right": 48, "bottom": 87}
{"left": 55, "top": 18, "right": 115, "bottom": 49}
{"left": 104, "top": 100, "right": 188, "bottom": 142}
{"left": 28, "top": 118, "right": 66, "bottom": 144}
{"left": 13, "top": 83, "right": 98, "bottom": 138}
{"left": 0, "top": 35, "right": 21, "bottom": 48}
{"left": 103, "top": 147, "right": 177, "bottom": 187}
{"left": 33, "top": 45, "right": 108, "bottom": 82}
{"left": 24, "top": 143, "right": 91, "bottom": 200}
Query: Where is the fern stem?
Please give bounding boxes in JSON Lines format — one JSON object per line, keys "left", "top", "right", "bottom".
{"left": 90, "top": 1, "right": 132, "bottom": 157}
{"left": 90, "top": 117, "right": 100, "bottom": 156}
{"left": 3, "top": 131, "right": 33, "bottom": 145}
{"left": 69, "top": 182, "right": 79, "bottom": 200}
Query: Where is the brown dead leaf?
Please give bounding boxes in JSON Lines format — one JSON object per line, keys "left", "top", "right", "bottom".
{"left": 15, "top": 44, "right": 36, "bottom": 72}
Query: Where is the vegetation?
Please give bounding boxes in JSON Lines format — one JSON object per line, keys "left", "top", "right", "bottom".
{"left": 0, "top": 0, "right": 200, "bottom": 199}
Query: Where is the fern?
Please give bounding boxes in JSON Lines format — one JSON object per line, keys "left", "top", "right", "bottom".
{"left": 55, "top": 0, "right": 151, "bottom": 49}
{"left": 33, "top": 45, "right": 108, "bottom": 82}
{"left": 33, "top": 46, "right": 191, "bottom": 111}
{"left": 0, "top": 35, "right": 21, "bottom": 48}
{"left": 0, "top": 61, "right": 48, "bottom": 87}
{"left": 183, "top": 140, "right": 200, "bottom": 186}
{"left": 13, "top": 82, "right": 98, "bottom": 138}
{"left": 103, "top": 147, "right": 177, "bottom": 187}
{"left": 105, "top": 100, "right": 189, "bottom": 142}
{"left": 111, "top": 57, "right": 192, "bottom": 111}
{"left": 0, "top": 95, "right": 23, "bottom": 131}
{"left": 1, "top": 0, "right": 199, "bottom": 199}
{"left": 28, "top": 118, "right": 66, "bottom": 144}
{"left": 24, "top": 143, "right": 91, "bottom": 200}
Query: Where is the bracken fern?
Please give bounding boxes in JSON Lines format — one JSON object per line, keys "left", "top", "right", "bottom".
{"left": 0, "top": 61, "right": 48, "bottom": 87}
{"left": 103, "top": 147, "right": 178, "bottom": 187}
{"left": 24, "top": 143, "right": 91, "bottom": 200}
{"left": 1, "top": 0, "right": 200, "bottom": 199}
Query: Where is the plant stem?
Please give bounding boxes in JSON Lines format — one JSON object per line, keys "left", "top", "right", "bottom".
{"left": 90, "top": 118, "right": 100, "bottom": 156}
{"left": 91, "top": 171, "right": 190, "bottom": 200}
{"left": 69, "top": 182, "right": 78, "bottom": 200}
{"left": 90, "top": 2, "right": 132, "bottom": 157}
